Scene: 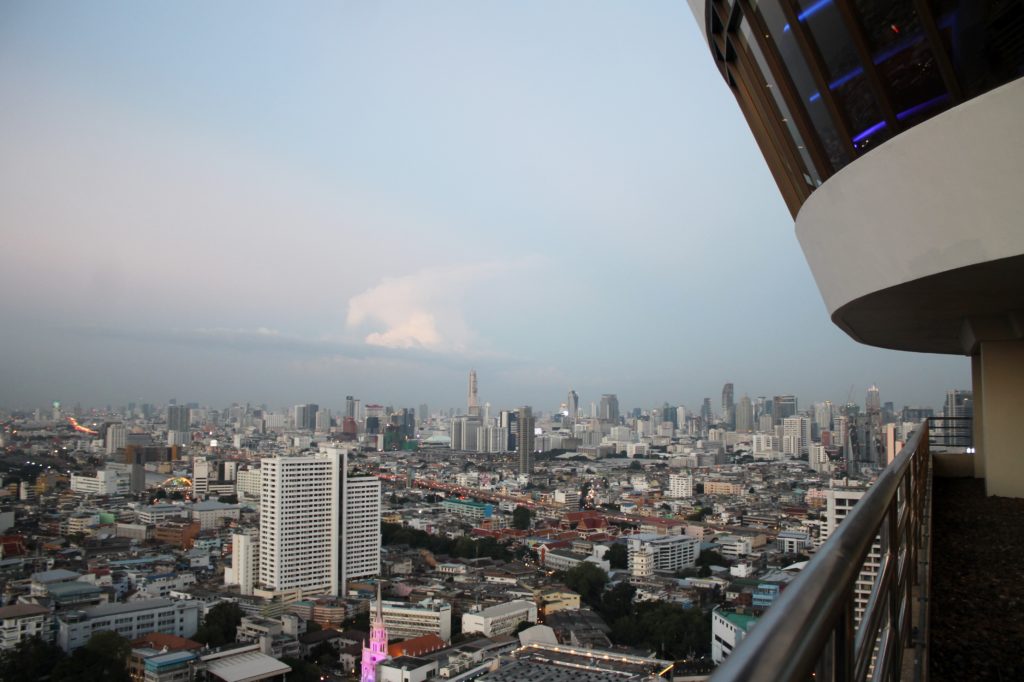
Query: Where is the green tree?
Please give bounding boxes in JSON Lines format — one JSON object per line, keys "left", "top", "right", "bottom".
{"left": 0, "top": 636, "right": 66, "bottom": 682}
{"left": 603, "top": 543, "right": 628, "bottom": 570}
{"left": 85, "top": 630, "right": 131, "bottom": 660}
{"left": 512, "top": 506, "right": 533, "bottom": 531}
{"left": 600, "top": 581, "right": 636, "bottom": 622}
{"left": 194, "top": 601, "right": 244, "bottom": 647}
{"left": 51, "top": 631, "right": 131, "bottom": 682}
{"left": 564, "top": 562, "right": 608, "bottom": 608}
{"left": 280, "top": 657, "right": 319, "bottom": 682}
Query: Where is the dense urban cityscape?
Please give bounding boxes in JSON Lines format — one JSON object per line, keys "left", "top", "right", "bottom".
{"left": 4, "top": 0, "right": 1023, "bottom": 680}
{"left": 0, "top": 371, "right": 971, "bottom": 681}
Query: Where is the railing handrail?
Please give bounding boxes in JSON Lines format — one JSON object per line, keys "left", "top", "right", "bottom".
{"left": 708, "top": 424, "right": 929, "bottom": 682}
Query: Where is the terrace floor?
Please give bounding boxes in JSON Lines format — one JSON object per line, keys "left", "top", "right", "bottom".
{"left": 929, "top": 477, "right": 1024, "bottom": 681}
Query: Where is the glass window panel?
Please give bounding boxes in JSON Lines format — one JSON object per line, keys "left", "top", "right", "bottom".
{"left": 930, "top": 0, "right": 1024, "bottom": 98}
{"left": 756, "top": 1, "right": 851, "bottom": 170}
{"left": 853, "top": 1, "right": 950, "bottom": 127}
{"left": 740, "top": 19, "right": 823, "bottom": 187}
{"left": 796, "top": 0, "right": 889, "bottom": 155}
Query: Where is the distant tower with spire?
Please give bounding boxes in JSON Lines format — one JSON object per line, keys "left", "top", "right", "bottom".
{"left": 467, "top": 369, "right": 480, "bottom": 417}
{"left": 360, "top": 583, "right": 389, "bottom": 682}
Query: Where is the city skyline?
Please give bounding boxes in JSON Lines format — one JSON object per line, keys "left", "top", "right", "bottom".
{"left": 0, "top": 1, "right": 967, "bottom": 413}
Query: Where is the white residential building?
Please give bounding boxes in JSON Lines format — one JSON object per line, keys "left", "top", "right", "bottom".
{"left": 711, "top": 608, "right": 758, "bottom": 664}
{"left": 190, "top": 500, "right": 241, "bottom": 531}
{"left": 225, "top": 531, "right": 259, "bottom": 596}
{"left": 259, "top": 451, "right": 342, "bottom": 598}
{"left": 236, "top": 467, "right": 261, "bottom": 500}
{"left": 461, "top": 600, "right": 537, "bottom": 637}
{"left": 668, "top": 473, "right": 693, "bottom": 499}
{"left": 192, "top": 456, "right": 211, "bottom": 499}
{"left": 255, "top": 446, "right": 377, "bottom": 601}
{"left": 381, "top": 599, "right": 452, "bottom": 642}
{"left": 105, "top": 423, "right": 127, "bottom": 455}
{"left": 627, "top": 534, "right": 700, "bottom": 577}
{"left": 0, "top": 605, "right": 53, "bottom": 649}
{"left": 343, "top": 472, "right": 381, "bottom": 586}
{"left": 70, "top": 469, "right": 129, "bottom": 496}
{"left": 57, "top": 599, "right": 202, "bottom": 652}
{"left": 822, "top": 487, "right": 876, "bottom": 624}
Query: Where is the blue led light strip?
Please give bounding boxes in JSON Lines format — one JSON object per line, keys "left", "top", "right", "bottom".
{"left": 783, "top": 0, "right": 834, "bottom": 32}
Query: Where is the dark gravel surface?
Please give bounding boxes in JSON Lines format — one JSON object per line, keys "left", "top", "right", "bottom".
{"left": 930, "top": 477, "right": 1024, "bottom": 682}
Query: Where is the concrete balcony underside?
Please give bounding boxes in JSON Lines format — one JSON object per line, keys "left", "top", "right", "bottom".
{"left": 832, "top": 254, "right": 1024, "bottom": 354}
{"left": 930, "top": 476, "right": 1024, "bottom": 681}
{"left": 795, "top": 77, "right": 1024, "bottom": 356}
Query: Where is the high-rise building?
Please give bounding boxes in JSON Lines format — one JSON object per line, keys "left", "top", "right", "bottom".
{"left": 229, "top": 530, "right": 258, "bottom": 596}
{"left": 192, "top": 456, "right": 211, "bottom": 499}
{"left": 735, "top": 395, "right": 754, "bottom": 433}
{"left": 167, "top": 405, "right": 190, "bottom": 432}
{"left": 343, "top": 468, "right": 382, "bottom": 586}
{"left": 782, "top": 416, "right": 812, "bottom": 457}
{"left": 699, "top": 398, "right": 712, "bottom": 426}
{"left": 567, "top": 389, "right": 579, "bottom": 419}
{"left": 345, "top": 396, "right": 356, "bottom": 419}
{"left": 467, "top": 369, "right": 480, "bottom": 417}
{"left": 772, "top": 395, "right": 797, "bottom": 424}
{"left": 293, "top": 404, "right": 319, "bottom": 431}
{"left": 866, "top": 385, "right": 881, "bottom": 414}
{"left": 249, "top": 447, "right": 379, "bottom": 589}
{"left": 721, "top": 382, "right": 735, "bottom": 430}
{"left": 259, "top": 451, "right": 342, "bottom": 597}
{"left": 105, "top": 423, "right": 127, "bottom": 455}
{"left": 599, "top": 394, "right": 619, "bottom": 423}
{"left": 517, "top": 406, "right": 534, "bottom": 476}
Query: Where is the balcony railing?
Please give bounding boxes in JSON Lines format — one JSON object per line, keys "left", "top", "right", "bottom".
{"left": 925, "top": 416, "right": 972, "bottom": 450}
{"left": 710, "top": 423, "right": 932, "bottom": 682}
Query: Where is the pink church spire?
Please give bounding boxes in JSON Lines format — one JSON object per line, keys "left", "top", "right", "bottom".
{"left": 360, "top": 583, "right": 389, "bottom": 682}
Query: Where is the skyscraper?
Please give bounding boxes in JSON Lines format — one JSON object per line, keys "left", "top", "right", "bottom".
{"left": 167, "top": 405, "right": 190, "bottom": 431}
{"left": 467, "top": 369, "right": 480, "bottom": 417}
{"left": 345, "top": 396, "right": 356, "bottom": 419}
{"left": 599, "top": 394, "right": 619, "bottom": 423}
{"left": 772, "top": 395, "right": 797, "bottom": 424}
{"left": 866, "top": 385, "right": 881, "bottom": 415}
{"left": 517, "top": 406, "right": 534, "bottom": 476}
{"left": 735, "top": 395, "right": 754, "bottom": 433}
{"left": 700, "top": 398, "right": 713, "bottom": 425}
{"left": 566, "top": 389, "right": 579, "bottom": 419}
{"left": 721, "top": 382, "right": 735, "bottom": 430}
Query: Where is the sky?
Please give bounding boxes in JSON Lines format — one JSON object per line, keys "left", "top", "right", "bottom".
{"left": 0, "top": 1, "right": 969, "bottom": 415}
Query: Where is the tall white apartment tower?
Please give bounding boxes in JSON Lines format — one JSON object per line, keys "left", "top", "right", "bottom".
{"left": 342, "top": 468, "right": 382, "bottom": 587}
{"left": 259, "top": 451, "right": 342, "bottom": 598}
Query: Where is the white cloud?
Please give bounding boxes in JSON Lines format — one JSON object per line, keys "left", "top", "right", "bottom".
{"left": 346, "top": 261, "right": 526, "bottom": 352}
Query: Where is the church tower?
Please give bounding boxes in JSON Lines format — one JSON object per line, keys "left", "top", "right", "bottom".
{"left": 360, "top": 583, "right": 389, "bottom": 682}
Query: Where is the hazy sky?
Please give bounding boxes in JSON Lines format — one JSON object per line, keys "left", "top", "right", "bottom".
{"left": 0, "top": 1, "right": 969, "bottom": 414}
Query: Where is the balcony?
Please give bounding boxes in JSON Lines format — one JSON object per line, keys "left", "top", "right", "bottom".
{"left": 708, "top": 421, "right": 1024, "bottom": 681}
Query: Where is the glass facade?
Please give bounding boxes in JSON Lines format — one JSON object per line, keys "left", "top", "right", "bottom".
{"left": 705, "top": 0, "right": 1024, "bottom": 215}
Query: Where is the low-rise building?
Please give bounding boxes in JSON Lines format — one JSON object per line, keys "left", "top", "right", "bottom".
{"left": 57, "top": 599, "right": 202, "bottom": 652}
{"left": 382, "top": 598, "right": 452, "bottom": 642}
{"left": 0, "top": 604, "right": 52, "bottom": 649}
{"left": 627, "top": 533, "right": 700, "bottom": 577}
{"left": 461, "top": 600, "right": 537, "bottom": 637}
{"left": 711, "top": 607, "right": 758, "bottom": 664}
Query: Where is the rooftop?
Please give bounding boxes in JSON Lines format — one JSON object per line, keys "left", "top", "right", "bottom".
{"left": 204, "top": 651, "right": 292, "bottom": 682}
{"left": 0, "top": 604, "right": 50, "bottom": 619}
